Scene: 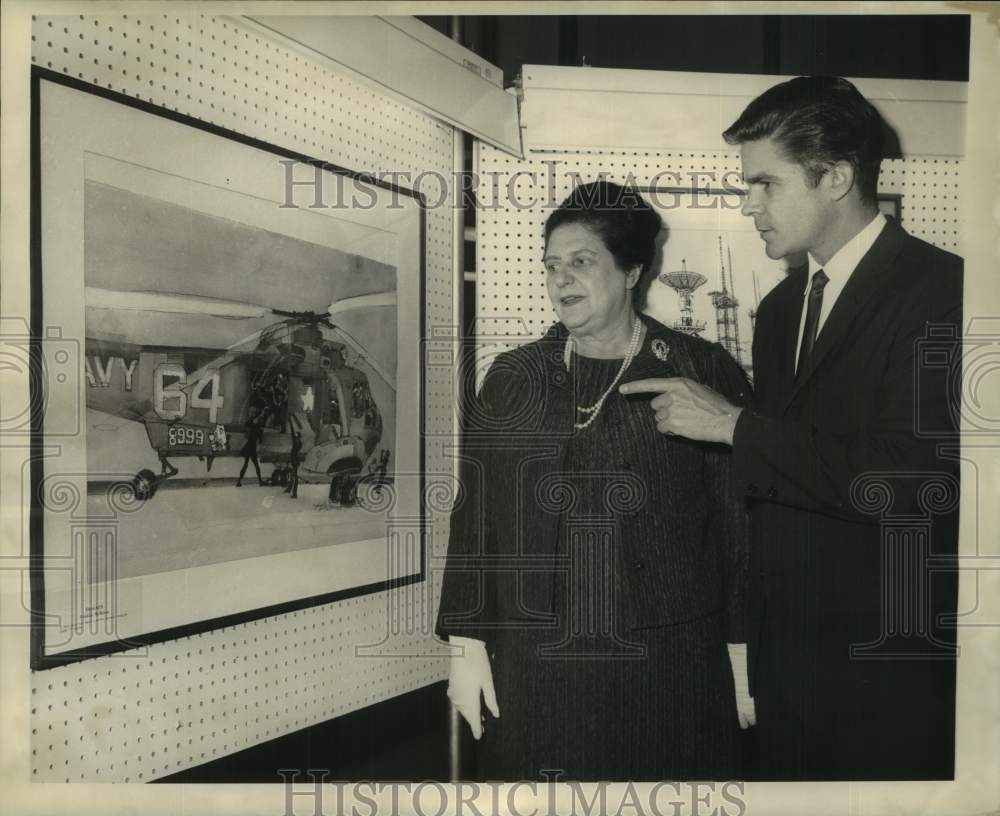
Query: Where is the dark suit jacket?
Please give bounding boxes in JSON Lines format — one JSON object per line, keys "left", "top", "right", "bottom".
{"left": 733, "top": 217, "right": 962, "bottom": 780}
{"left": 437, "top": 315, "right": 751, "bottom": 645}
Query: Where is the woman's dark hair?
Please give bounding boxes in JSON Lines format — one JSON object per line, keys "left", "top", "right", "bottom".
{"left": 544, "top": 180, "right": 663, "bottom": 310}
{"left": 722, "top": 76, "right": 883, "bottom": 207}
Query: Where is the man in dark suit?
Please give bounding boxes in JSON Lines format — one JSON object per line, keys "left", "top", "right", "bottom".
{"left": 621, "top": 76, "right": 961, "bottom": 780}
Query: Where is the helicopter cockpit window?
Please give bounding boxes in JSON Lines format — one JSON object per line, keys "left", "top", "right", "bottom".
{"left": 351, "top": 379, "right": 378, "bottom": 429}
{"left": 323, "top": 388, "right": 343, "bottom": 438}
{"left": 351, "top": 380, "right": 370, "bottom": 416}
{"left": 250, "top": 370, "right": 289, "bottom": 432}
{"left": 298, "top": 380, "right": 315, "bottom": 426}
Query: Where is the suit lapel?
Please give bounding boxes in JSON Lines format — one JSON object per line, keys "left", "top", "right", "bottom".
{"left": 774, "top": 265, "right": 807, "bottom": 406}
{"left": 783, "top": 217, "right": 907, "bottom": 410}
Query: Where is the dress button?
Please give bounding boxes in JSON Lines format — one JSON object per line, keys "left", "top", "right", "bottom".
{"left": 747, "top": 483, "right": 759, "bottom": 495}
{"left": 632, "top": 559, "right": 645, "bottom": 570}
{"left": 767, "top": 487, "right": 778, "bottom": 498}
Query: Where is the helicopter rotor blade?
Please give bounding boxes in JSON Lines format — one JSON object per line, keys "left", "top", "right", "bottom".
{"left": 87, "top": 287, "right": 396, "bottom": 321}
{"left": 87, "top": 285, "right": 398, "bottom": 389}
{"left": 85, "top": 287, "right": 270, "bottom": 320}
{"left": 325, "top": 290, "right": 397, "bottom": 318}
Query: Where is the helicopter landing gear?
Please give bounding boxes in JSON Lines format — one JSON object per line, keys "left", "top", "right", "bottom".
{"left": 160, "top": 455, "right": 179, "bottom": 479}
{"left": 328, "top": 470, "right": 361, "bottom": 506}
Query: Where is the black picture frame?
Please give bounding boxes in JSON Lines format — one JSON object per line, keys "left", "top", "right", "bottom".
{"left": 30, "top": 68, "right": 427, "bottom": 669}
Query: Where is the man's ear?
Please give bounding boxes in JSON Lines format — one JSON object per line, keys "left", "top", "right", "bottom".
{"left": 825, "top": 160, "right": 856, "bottom": 202}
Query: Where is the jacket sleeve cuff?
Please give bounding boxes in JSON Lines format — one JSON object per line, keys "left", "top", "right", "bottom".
{"left": 435, "top": 609, "right": 495, "bottom": 648}
{"left": 731, "top": 407, "right": 760, "bottom": 493}
{"left": 732, "top": 407, "right": 784, "bottom": 500}
{"left": 725, "top": 609, "right": 747, "bottom": 644}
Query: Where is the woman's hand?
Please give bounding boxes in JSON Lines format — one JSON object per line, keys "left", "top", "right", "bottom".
{"left": 447, "top": 636, "right": 500, "bottom": 739}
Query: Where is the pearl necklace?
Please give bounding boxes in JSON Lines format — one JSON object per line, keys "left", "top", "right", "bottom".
{"left": 564, "top": 318, "right": 643, "bottom": 430}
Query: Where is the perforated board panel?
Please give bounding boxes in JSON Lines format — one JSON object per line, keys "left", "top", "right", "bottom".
{"left": 879, "top": 157, "right": 962, "bottom": 250}
{"left": 475, "top": 144, "right": 963, "bottom": 351}
{"left": 29, "top": 13, "right": 456, "bottom": 782}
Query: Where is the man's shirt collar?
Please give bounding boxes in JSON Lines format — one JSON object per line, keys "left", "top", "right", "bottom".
{"left": 805, "top": 212, "right": 887, "bottom": 292}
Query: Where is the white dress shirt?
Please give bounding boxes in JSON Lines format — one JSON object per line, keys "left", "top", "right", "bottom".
{"left": 795, "top": 212, "right": 888, "bottom": 371}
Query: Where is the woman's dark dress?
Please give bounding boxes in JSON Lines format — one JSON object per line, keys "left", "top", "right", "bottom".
{"left": 438, "top": 317, "right": 750, "bottom": 781}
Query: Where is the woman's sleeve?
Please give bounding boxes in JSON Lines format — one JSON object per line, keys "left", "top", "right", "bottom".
{"left": 435, "top": 360, "right": 508, "bottom": 646}
{"left": 703, "top": 344, "right": 753, "bottom": 643}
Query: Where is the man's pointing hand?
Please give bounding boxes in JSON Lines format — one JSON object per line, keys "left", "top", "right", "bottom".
{"left": 619, "top": 378, "right": 741, "bottom": 445}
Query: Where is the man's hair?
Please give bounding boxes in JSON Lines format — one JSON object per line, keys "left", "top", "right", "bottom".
{"left": 723, "top": 76, "right": 883, "bottom": 206}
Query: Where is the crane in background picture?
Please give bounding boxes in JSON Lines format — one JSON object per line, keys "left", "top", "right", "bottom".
{"left": 707, "top": 236, "right": 743, "bottom": 368}
{"left": 749, "top": 270, "right": 761, "bottom": 334}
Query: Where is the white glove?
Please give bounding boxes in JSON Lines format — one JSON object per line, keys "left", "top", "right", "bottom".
{"left": 447, "top": 636, "right": 500, "bottom": 739}
{"left": 727, "top": 642, "right": 757, "bottom": 729}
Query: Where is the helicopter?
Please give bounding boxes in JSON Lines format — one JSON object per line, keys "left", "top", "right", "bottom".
{"left": 83, "top": 286, "right": 396, "bottom": 505}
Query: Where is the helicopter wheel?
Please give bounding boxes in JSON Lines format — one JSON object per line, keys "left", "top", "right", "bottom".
{"left": 328, "top": 473, "right": 345, "bottom": 503}
{"left": 132, "top": 468, "right": 157, "bottom": 501}
{"left": 339, "top": 475, "right": 359, "bottom": 506}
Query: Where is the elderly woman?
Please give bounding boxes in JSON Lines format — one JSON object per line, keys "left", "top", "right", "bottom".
{"left": 437, "top": 181, "right": 752, "bottom": 781}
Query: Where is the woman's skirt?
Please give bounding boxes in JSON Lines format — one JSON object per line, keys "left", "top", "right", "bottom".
{"left": 472, "top": 608, "right": 740, "bottom": 782}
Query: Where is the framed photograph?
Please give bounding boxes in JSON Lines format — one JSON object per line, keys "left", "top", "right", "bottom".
{"left": 30, "top": 69, "right": 426, "bottom": 668}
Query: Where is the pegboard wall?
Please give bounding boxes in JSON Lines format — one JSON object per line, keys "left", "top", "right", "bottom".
{"left": 474, "top": 145, "right": 963, "bottom": 347}
{"left": 29, "top": 13, "right": 459, "bottom": 782}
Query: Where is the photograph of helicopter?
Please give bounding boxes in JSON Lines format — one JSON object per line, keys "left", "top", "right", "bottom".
{"left": 34, "top": 74, "right": 426, "bottom": 662}
{"left": 76, "top": 170, "right": 417, "bottom": 585}
{"left": 87, "top": 286, "right": 396, "bottom": 507}
{"left": 80, "top": 168, "right": 404, "bottom": 513}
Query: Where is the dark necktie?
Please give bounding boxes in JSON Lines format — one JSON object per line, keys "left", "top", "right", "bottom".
{"left": 796, "top": 269, "right": 829, "bottom": 377}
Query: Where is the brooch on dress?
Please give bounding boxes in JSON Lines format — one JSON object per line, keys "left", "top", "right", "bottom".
{"left": 651, "top": 338, "right": 671, "bottom": 362}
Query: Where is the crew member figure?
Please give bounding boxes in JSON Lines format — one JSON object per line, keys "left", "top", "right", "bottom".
{"left": 284, "top": 429, "right": 302, "bottom": 499}
{"left": 236, "top": 414, "right": 265, "bottom": 487}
